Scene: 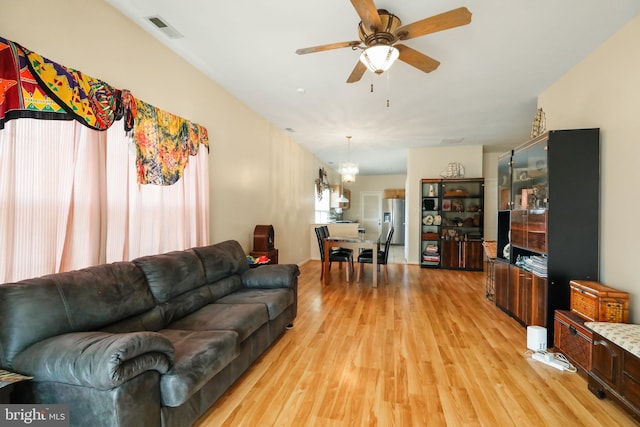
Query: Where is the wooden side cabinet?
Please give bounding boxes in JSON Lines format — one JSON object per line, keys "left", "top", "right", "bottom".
{"left": 494, "top": 260, "right": 510, "bottom": 312}
{"left": 589, "top": 332, "right": 640, "bottom": 422}
{"left": 500, "top": 265, "right": 546, "bottom": 326}
{"left": 441, "top": 240, "right": 483, "bottom": 271}
{"left": 526, "top": 270, "right": 547, "bottom": 326}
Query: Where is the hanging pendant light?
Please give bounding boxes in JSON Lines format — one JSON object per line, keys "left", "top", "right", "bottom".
{"left": 337, "top": 182, "right": 349, "bottom": 203}
{"left": 338, "top": 136, "right": 359, "bottom": 184}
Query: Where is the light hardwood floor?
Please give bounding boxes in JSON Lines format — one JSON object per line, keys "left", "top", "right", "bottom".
{"left": 195, "top": 261, "right": 637, "bottom": 427}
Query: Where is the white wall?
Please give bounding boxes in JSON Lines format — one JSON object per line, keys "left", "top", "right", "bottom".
{"left": 538, "top": 15, "right": 640, "bottom": 321}
{"left": 406, "top": 145, "right": 484, "bottom": 264}
{"left": 0, "top": 0, "right": 327, "bottom": 265}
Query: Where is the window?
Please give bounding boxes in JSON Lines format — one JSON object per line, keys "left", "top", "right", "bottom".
{"left": 0, "top": 119, "right": 209, "bottom": 283}
{"left": 315, "top": 188, "right": 331, "bottom": 223}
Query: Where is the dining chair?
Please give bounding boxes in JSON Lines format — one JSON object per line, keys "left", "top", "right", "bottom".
{"left": 320, "top": 225, "right": 353, "bottom": 256}
{"left": 357, "top": 226, "right": 394, "bottom": 283}
{"left": 315, "top": 226, "right": 354, "bottom": 281}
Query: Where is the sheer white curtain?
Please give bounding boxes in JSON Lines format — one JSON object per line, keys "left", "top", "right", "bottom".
{"left": 0, "top": 118, "right": 209, "bottom": 283}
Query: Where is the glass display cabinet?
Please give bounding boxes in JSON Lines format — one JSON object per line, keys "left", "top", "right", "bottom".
{"left": 494, "top": 128, "right": 600, "bottom": 343}
{"left": 440, "top": 178, "right": 484, "bottom": 271}
{"left": 420, "top": 178, "right": 484, "bottom": 270}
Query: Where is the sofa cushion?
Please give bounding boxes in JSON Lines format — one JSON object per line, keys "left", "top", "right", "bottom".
{"left": 192, "top": 240, "right": 249, "bottom": 284}
{"left": 100, "top": 306, "right": 165, "bottom": 334}
{"left": 133, "top": 250, "right": 207, "bottom": 304}
{"left": 167, "top": 303, "right": 269, "bottom": 342}
{"left": 0, "top": 262, "right": 155, "bottom": 367}
{"left": 157, "top": 329, "right": 239, "bottom": 407}
{"left": 206, "top": 275, "right": 243, "bottom": 302}
{"left": 216, "top": 288, "right": 295, "bottom": 320}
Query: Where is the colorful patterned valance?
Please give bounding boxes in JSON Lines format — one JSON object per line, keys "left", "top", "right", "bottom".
{"left": 0, "top": 36, "right": 70, "bottom": 128}
{"left": 21, "top": 46, "right": 119, "bottom": 131}
{"left": 0, "top": 35, "right": 209, "bottom": 185}
{"left": 133, "top": 98, "right": 209, "bottom": 186}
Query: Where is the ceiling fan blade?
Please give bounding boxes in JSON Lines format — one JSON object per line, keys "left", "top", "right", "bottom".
{"left": 296, "top": 41, "right": 361, "bottom": 55}
{"left": 347, "top": 61, "right": 367, "bottom": 83}
{"left": 394, "top": 7, "right": 472, "bottom": 41}
{"left": 350, "top": 0, "right": 382, "bottom": 33}
{"left": 396, "top": 44, "right": 440, "bottom": 73}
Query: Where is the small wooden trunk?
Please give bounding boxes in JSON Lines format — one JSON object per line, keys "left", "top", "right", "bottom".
{"left": 569, "top": 280, "right": 630, "bottom": 323}
{"left": 554, "top": 309, "right": 593, "bottom": 373}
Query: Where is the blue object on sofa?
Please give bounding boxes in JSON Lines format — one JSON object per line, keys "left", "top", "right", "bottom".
{"left": 0, "top": 240, "right": 299, "bottom": 427}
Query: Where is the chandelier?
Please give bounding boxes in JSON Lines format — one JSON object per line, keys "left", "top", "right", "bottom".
{"left": 338, "top": 136, "right": 359, "bottom": 183}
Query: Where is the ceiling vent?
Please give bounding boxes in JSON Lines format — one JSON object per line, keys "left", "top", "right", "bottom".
{"left": 146, "top": 15, "right": 183, "bottom": 39}
{"left": 441, "top": 137, "right": 465, "bottom": 145}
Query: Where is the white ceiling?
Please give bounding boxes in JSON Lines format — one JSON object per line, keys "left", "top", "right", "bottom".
{"left": 105, "top": 0, "right": 640, "bottom": 175}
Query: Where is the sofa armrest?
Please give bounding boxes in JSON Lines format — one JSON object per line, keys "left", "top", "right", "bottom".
{"left": 241, "top": 264, "right": 300, "bottom": 289}
{"left": 11, "top": 331, "right": 174, "bottom": 390}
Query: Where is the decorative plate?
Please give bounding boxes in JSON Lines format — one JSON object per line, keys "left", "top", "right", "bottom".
{"left": 422, "top": 215, "right": 434, "bottom": 225}
{"left": 433, "top": 215, "right": 442, "bottom": 225}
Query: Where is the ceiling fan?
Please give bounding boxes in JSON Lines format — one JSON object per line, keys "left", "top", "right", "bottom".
{"left": 296, "top": 0, "right": 472, "bottom": 83}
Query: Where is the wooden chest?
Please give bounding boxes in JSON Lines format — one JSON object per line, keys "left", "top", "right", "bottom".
{"left": 589, "top": 327, "right": 640, "bottom": 422}
{"left": 569, "top": 280, "right": 629, "bottom": 323}
{"left": 554, "top": 310, "right": 593, "bottom": 373}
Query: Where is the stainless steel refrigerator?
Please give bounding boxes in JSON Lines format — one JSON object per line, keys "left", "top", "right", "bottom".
{"left": 382, "top": 198, "right": 405, "bottom": 245}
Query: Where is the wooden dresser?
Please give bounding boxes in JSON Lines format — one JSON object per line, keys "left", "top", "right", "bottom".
{"left": 586, "top": 322, "right": 640, "bottom": 423}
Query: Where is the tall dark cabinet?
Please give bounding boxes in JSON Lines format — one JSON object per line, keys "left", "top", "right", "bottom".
{"left": 494, "top": 129, "right": 600, "bottom": 342}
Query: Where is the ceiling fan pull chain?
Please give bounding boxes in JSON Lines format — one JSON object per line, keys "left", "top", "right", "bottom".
{"left": 386, "top": 70, "right": 391, "bottom": 108}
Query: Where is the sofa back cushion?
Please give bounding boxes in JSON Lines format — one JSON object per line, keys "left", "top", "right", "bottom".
{"left": 192, "top": 240, "right": 249, "bottom": 284}
{"left": 133, "top": 250, "right": 206, "bottom": 303}
{"left": 0, "top": 262, "right": 155, "bottom": 367}
{"left": 133, "top": 249, "right": 212, "bottom": 326}
{"left": 207, "top": 275, "right": 243, "bottom": 301}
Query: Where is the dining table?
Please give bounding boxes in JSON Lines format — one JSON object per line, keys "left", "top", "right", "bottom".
{"left": 323, "top": 232, "right": 380, "bottom": 287}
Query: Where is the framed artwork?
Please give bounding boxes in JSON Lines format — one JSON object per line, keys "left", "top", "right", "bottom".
{"left": 442, "top": 200, "right": 451, "bottom": 211}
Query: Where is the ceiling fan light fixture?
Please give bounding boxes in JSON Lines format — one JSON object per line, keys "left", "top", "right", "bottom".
{"left": 359, "top": 45, "right": 399, "bottom": 74}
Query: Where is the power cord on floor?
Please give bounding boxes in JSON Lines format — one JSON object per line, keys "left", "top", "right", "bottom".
{"left": 524, "top": 349, "right": 578, "bottom": 373}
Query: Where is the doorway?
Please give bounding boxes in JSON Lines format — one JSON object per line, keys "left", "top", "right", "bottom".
{"left": 360, "top": 191, "right": 406, "bottom": 264}
{"left": 360, "top": 191, "right": 382, "bottom": 236}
